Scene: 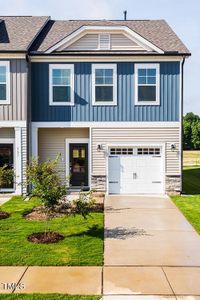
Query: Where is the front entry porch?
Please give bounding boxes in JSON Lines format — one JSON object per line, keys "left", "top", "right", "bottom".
{"left": 34, "top": 127, "right": 90, "bottom": 190}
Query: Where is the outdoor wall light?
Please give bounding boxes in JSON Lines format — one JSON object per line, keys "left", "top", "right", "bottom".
{"left": 171, "top": 144, "right": 176, "bottom": 151}
{"left": 97, "top": 144, "right": 103, "bottom": 151}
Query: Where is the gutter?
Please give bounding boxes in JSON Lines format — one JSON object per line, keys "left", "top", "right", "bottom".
{"left": 29, "top": 51, "right": 191, "bottom": 57}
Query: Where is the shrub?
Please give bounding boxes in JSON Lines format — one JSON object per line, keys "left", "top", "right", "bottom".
{"left": 26, "top": 156, "right": 68, "bottom": 209}
{"left": 0, "top": 165, "right": 14, "bottom": 188}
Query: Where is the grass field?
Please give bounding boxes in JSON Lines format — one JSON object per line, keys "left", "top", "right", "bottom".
{"left": 0, "top": 295, "right": 100, "bottom": 300}
{"left": 0, "top": 197, "right": 103, "bottom": 266}
{"left": 183, "top": 150, "right": 200, "bottom": 166}
{"left": 171, "top": 166, "right": 200, "bottom": 234}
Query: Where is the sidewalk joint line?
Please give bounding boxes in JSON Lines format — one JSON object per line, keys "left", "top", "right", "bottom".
{"left": 12, "top": 266, "right": 29, "bottom": 294}
{"left": 161, "top": 266, "right": 176, "bottom": 298}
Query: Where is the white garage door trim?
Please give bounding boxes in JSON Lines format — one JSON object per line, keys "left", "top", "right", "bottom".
{"left": 106, "top": 142, "right": 166, "bottom": 195}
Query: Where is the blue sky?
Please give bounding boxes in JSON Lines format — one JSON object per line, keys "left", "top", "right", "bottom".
{"left": 1, "top": 0, "right": 199, "bottom": 115}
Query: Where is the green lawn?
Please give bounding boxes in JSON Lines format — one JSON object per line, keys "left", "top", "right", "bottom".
{"left": 0, "top": 295, "right": 100, "bottom": 300}
{"left": 171, "top": 166, "right": 200, "bottom": 234}
{"left": 183, "top": 150, "right": 200, "bottom": 166}
{"left": 0, "top": 197, "right": 103, "bottom": 266}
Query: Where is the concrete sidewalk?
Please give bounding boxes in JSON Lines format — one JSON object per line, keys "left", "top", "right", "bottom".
{"left": 0, "top": 194, "right": 12, "bottom": 205}
{"left": 1, "top": 265, "right": 200, "bottom": 297}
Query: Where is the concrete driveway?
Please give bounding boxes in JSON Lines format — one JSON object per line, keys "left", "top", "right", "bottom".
{"left": 103, "top": 195, "right": 200, "bottom": 298}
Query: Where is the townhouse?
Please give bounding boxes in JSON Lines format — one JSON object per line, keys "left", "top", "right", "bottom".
{"left": 0, "top": 17, "right": 190, "bottom": 195}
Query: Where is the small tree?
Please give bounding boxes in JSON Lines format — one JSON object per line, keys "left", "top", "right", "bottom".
{"left": 0, "top": 165, "right": 14, "bottom": 189}
{"left": 26, "top": 156, "right": 67, "bottom": 210}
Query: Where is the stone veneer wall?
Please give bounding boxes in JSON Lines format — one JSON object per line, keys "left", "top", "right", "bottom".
{"left": 165, "top": 175, "right": 181, "bottom": 195}
{"left": 91, "top": 175, "right": 106, "bottom": 191}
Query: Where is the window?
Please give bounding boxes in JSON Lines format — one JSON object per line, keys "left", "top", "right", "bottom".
{"left": 98, "top": 33, "right": 110, "bottom": 50}
{"left": 137, "top": 147, "right": 161, "bottom": 156}
{"left": 49, "top": 64, "right": 74, "bottom": 106}
{"left": 110, "top": 148, "right": 133, "bottom": 155}
{"left": 0, "top": 61, "right": 10, "bottom": 105}
{"left": 92, "top": 64, "right": 117, "bottom": 106}
{"left": 135, "top": 64, "right": 159, "bottom": 105}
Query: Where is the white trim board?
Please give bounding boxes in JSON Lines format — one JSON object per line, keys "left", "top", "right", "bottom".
{"left": 32, "top": 121, "right": 180, "bottom": 128}
{"left": 45, "top": 26, "right": 164, "bottom": 54}
{"left": 65, "top": 138, "right": 90, "bottom": 187}
{"left": 0, "top": 121, "right": 27, "bottom": 128}
{"left": 30, "top": 56, "right": 185, "bottom": 63}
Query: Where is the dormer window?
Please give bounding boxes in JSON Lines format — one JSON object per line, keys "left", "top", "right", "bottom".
{"left": 98, "top": 33, "right": 110, "bottom": 50}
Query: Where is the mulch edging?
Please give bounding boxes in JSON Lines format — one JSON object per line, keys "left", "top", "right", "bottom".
{"left": 0, "top": 211, "right": 10, "bottom": 220}
{"left": 27, "top": 231, "right": 64, "bottom": 244}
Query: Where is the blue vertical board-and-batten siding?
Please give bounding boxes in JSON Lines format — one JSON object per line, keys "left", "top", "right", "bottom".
{"left": 31, "top": 62, "right": 180, "bottom": 122}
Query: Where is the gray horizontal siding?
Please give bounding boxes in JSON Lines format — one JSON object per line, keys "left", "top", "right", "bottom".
{"left": 0, "top": 59, "right": 27, "bottom": 121}
{"left": 31, "top": 61, "right": 180, "bottom": 122}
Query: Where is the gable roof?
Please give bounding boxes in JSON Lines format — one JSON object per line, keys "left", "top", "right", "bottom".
{"left": 31, "top": 19, "right": 190, "bottom": 55}
{"left": 0, "top": 16, "right": 50, "bottom": 52}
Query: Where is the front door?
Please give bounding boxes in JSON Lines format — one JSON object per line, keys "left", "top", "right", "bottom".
{"left": 69, "top": 143, "right": 88, "bottom": 187}
{"left": 0, "top": 144, "right": 14, "bottom": 189}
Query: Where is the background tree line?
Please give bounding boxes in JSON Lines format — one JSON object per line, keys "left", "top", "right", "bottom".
{"left": 183, "top": 112, "right": 200, "bottom": 150}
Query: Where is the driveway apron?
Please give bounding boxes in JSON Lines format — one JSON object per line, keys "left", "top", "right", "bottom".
{"left": 103, "top": 195, "right": 200, "bottom": 297}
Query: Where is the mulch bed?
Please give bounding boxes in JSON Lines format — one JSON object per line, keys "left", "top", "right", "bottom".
{"left": 24, "top": 202, "right": 104, "bottom": 221}
{"left": 24, "top": 206, "right": 64, "bottom": 221}
{"left": 27, "top": 231, "right": 64, "bottom": 244}
{"left": 0, "top": 210, "right": 10, "bottom": 220}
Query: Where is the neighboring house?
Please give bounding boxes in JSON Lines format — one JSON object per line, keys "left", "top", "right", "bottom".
{"left": 0, "top": 16, "right": 49, "bottom": 194}
{"left": 0, "top": 17, "right": 190, "bottom": 195}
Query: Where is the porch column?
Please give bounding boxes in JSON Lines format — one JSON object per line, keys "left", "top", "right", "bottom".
{"left": 32, "top": 126, "right": 38, "bottom": 159}
{"left": 14, "top": 127, "right": 22, "bottom": 194}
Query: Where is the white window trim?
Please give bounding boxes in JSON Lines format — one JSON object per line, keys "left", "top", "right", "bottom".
{"left": 135, "top": 63, "right": 160, "bottom": 106}
{"left": 92, "top": 63, "right": 117, "bottom": 106}
{"left": 0, "top": 61, "right": 10, "bottom": 105}
{"left": 49, "top": 64, "right": 74, "bottom": 106}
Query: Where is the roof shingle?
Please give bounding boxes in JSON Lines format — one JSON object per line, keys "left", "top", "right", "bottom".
{"left": 0, "top": 16, "right": 49, "bottom": 51}
{"left": 32, "top": 19, "right": 190, "bottom": 54}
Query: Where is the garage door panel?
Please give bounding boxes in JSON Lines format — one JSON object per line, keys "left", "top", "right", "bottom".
{"left": 108, "top": 147, "right": 164, "bottom": 194}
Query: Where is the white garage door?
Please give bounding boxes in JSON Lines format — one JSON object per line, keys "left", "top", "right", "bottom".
{"left": 108, "top": 147, "right": 164, "bottom": 194}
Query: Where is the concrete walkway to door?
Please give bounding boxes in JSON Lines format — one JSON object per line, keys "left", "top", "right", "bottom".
{"left": 103, "top": 195, "right": 200, "bottom": 297}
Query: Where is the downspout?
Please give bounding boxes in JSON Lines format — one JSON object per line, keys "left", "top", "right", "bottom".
{"left": 25, "top": 53, "right": 31, "bottom": 194}
{"left": 181, "top": 56, "right": 185, "bottom": 193}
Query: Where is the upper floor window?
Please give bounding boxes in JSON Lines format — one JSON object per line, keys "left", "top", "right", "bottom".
{"left": 0, "top": 61, "right": 10, "bottom": 105}
{"left": 49, "top": 64, "right": 74, "bottom": 106}
{"left": 92, "top": 64, "right": 117, "bottom": 106}
{"left": 135, "top": 64, "right": 160, "bottom": 105}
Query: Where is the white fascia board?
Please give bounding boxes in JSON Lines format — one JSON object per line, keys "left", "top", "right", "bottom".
{"left": 0, "top": 121, "right": 27, "bottom": 128}
{"left": 32, "top": 121, "right": 180, "bottom": 128}
{"left": 0, "top": 53, "right": 26, "bottom": 59}
{"left": 30, "top": 55, "right": 184, "bottom": 63}
{"left": 45, "top": 25, "right": 164, "bottom": 54}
